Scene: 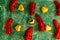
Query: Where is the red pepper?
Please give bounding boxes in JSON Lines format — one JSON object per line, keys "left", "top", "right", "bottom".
{"left": 53, "top": 19, "right": 60, "bottom": 39}
{"left": 29, "top": 2, "right": 36, "bottom": 16}
{"left": 36, "top": 14, "right": 45, "bottom": 31}
{"left": 9, "top": 0, "right": 17, "bottom": 12}
{"left": 5, "top": 18, "right": 13, "bottom": 34}
{"left": 24, "top": 27, "right": 33, "bottom": 40}
{"left": 54, "top": 1, "right": 60, "bottom": 16}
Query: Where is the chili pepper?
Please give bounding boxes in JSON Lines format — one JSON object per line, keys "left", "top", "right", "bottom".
{"left": 53, "top": 19, "right": 60, "bottom": 39}
{"left": 29, "top": 2, "right": 36, "bottom": 16}
{"left": 5, "top": 18, "right": 13, "bottom": 34}
{"left": 36, "top": 14, "right": 45, "bottom": 31}
{"left": 24, "top": 27, "right": 33, "bottom": 40}
{"left": 54, "top": 1, "right": 60, "bottom": 16}
{"left": 9, "top": 0, "right": 17, "bottom": 12}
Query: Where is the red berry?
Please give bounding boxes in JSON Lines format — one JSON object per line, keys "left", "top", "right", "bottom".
{"left": 54, "top": 1, "right": 60, "bottom": 16}
{"left": 36, "top": 14, "right": 45, "bottom": 31}
{"left": 53, "top": 19, "right": 60, "bottom": 39}
{"left": 9, "top": 0, "right": 17, "bottom": 12}
{"left": 24, "top": 27, "right": 33, "bottom": 40}
{"left": 5, "top": 18, "right": 13, "bottom": 34}
{"left": 29, "top": 2, "right": 36, "bottom": 16}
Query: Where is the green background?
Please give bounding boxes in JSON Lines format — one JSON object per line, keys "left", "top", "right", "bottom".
{"left": 0, "top": 0, "right": 60, "bottom": 40}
